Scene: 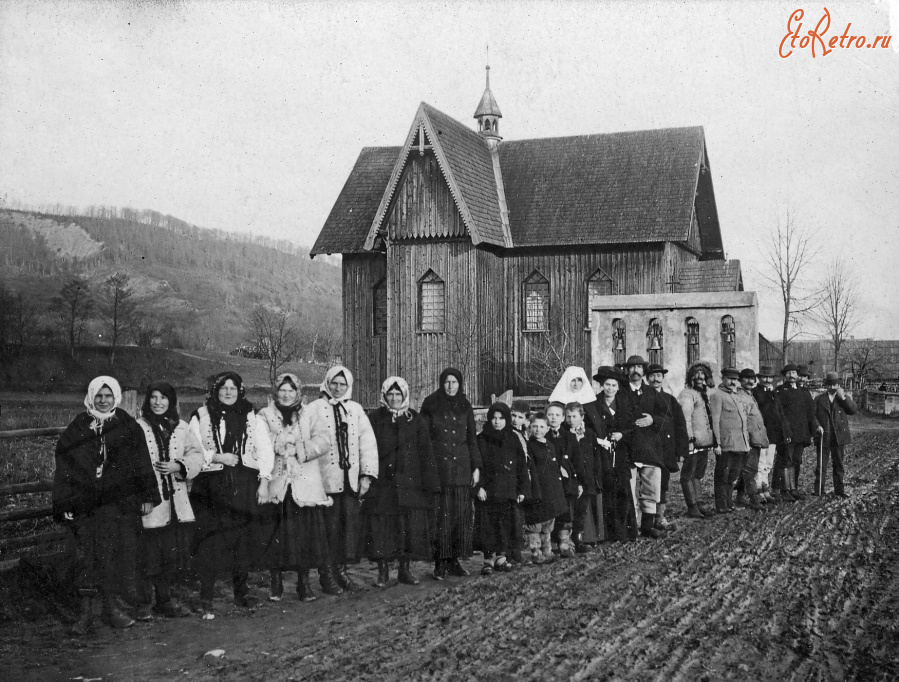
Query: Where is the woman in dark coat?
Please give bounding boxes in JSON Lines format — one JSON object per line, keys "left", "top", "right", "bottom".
{"left": 53, "top": 376, "right": 160, "bottom": 635}
{"left": 189, "top": 372, "right": 274, "bottom": 618}
{"left": 420, "top": 368, "right": 482, "bottom": 580}
{"left": 362, "top": 376, "right": 440, "bottom": 587}
{"left": 592, "top": 366, "right": 639, "bottom": 542}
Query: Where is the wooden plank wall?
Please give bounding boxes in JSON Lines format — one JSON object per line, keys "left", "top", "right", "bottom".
{"left": 388, "top": 153, "right": 465, "bottom": 240}
{"left": 342, "top": 254, "right": 387, "bottom": 408}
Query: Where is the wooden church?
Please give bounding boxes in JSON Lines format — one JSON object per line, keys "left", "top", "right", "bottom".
{"left": 311, "top": 69, "right": 749, "bottom": 407}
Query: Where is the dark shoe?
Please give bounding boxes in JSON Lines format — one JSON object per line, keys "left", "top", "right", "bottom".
{"left": 781, "top": 490, "right": 797, "bottom": 503}
{"left": 154, "top": 599, "right": 191, "bottom": 618}
{"left": 431, "top": 559, "right": 447, "bottom": 581}
{"left": 446, "top": 558, "right": 469, "bottom": 577}
{"left": 134, "top": 603, "right": 153, "bottom": 621}
{"left": 200, "top": 600, "right": 215, "bottom": 620}
{"left": 335, "top": 564, "right": 361, "bottom": 591}
{"left": 319, "top": 566, "right": 344, "bottom": 596}
{"left": 398, "top": 560, "right": 420, "bottom": 585}
{"left": 734, "top": 494, "right": 749, "bottom": 508}
{"left": 640, "top": 513, "right": 662, "bottom": 539}
{"left": 576, "top": 543, "right": 595, "bottom": 554}
{"left": 71, "top": 593, "right": 94, "bottom": 636}
{"left": 297, "top": 570, "right": 317, "bottom": 601}
{"left": 791, "top": 489, "right": 806, "bottom": 500}
{"left": 374, "top": 560, "right": 390, "bottom": 588}
{"left": 746, "top": 496, "right": 765, "bottom": 512}
{"left": 102, "top": 597, "right": 135, "bottom": 629}
{"left": 233, "top": 593, "right": 259, "bottom": 608}
{"left": 715, "top": 506, "right": 732, "bottom": 514}
{"left": 687, "top": 506, "right": 705, "bottom": 519}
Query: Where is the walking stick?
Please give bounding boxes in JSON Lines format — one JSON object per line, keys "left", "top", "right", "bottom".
{"left": 816, "top": 436, "right": 824, "bottom": 497}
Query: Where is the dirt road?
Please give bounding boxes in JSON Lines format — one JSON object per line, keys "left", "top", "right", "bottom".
{"left": 3, "top": 419, "right": 898, "bottom": 681}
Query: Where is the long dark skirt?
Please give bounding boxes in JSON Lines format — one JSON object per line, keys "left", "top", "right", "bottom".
{"left": 435, "top": 485, "right": 474, "bottom": 559}
{"left": 265, "top": 496, "right": 330, "bottom": 570}
{"left": 362, "top": 507, "right": 435, "bottom": 560}
{"left": 324, "top": 488, "right": 361, "bottom": 565}
{"left": 574, "top": 493, "right": 604, "bottom": 543}
{"left": 71, "top": 503, "right": 140, "bottom": 595}
{"left": 478, "top": 499, "right": 517, "bottom": 555}
{"left": 139, "top": 522, "right": 193, "bottom": 578}
{"left": 603, "top": 468, "right": 639, "bottom": 541}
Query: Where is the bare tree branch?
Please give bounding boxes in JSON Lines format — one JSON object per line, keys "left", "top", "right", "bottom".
{"left": 809, "top": 257, "right": 859, "bottom": 372}
{"left": 247, "top": 305, "right": 301, "bottom": 387}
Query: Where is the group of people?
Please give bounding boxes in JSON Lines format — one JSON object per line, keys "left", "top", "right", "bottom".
{"left": 52, "top": 357, "right": 856, "bottom": 635}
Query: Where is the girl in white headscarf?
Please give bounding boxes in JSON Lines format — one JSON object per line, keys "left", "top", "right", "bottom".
{"left": 361, "top": 377, "right": 440, "bottom": 587}
{"left": 53, "top": 376, "right": 160, "bottom": 635}
{"left": 306, "top": 365, "right": 378, "bottom": 591}
{"left": 256, "top": 373, "right": 342, "bottom": 601}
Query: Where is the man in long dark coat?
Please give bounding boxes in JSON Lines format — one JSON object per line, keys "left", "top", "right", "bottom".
{"left": 813, "top": 371, "right": 857, "bottom": 498}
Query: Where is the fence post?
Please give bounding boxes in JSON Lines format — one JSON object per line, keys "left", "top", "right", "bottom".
{"left": 122, "top": 389, "right": 139, "bottom": 418}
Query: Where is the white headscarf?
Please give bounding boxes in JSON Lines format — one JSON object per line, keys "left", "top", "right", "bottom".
{"left": 380, "top": 376, "right": 411, "bottom": 421}
{"left": 548, "top": 366, "right": 597, "bottom": 405}
{"left": 321, "top": 365, "right": 354, "bottom": 404}
{"left": 84, "top": 375, "right": 123, "bottom": 423}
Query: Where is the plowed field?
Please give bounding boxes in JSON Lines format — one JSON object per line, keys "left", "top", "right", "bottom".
{"left": 3, "top": 418, "right": 898, "bottom": 681}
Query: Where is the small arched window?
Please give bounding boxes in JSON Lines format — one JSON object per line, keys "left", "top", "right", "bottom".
{"left": 647, "top": 318, "right": 663, "bottom": 365}
{"left": 418, "top": 270, "right": 445, "bottom": 332}
{"left": 523, "top": 271, "right": 550, "bottom": 331}
{"left": 373, "top": 279, "right": 387, "bottom": 337}
{"left": 612, "top": 318, "right": 627, "bottom": 366}
{"left": 721, "top": 315, "right": 736, "bottom": 368}
{"left": 685, "top": 317, "right": 700, "bottom": 366}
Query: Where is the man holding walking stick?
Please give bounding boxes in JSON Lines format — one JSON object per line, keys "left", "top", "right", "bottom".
{"left": 813, "top": 371, "right": 857, "bottom": 498}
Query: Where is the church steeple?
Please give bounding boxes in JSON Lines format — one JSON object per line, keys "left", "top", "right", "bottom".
{"left": 474, "top": 64, "right": 502, "bottom": 145}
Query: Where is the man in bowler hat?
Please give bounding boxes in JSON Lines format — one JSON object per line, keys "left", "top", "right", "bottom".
{"left": 813, "top": 372, "right": 857, "bottom": 497}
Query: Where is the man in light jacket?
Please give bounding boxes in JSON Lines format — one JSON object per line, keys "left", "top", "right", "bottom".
{"left": 677, "top": 362, "right": 716, "bottom": 518}
{"left": 709, "top": 368, "right": 756, "bottom": 513}
{"left": 813, "top": 372, "right": 857, "bottom": 498}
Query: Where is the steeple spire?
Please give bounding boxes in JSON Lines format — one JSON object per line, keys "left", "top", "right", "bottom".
{"left": 474, "top": 62, "right": 502, "bottom": 145}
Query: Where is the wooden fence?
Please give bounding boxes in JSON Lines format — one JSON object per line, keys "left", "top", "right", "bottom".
{"left": 0, "top": 389, "right": 138, "bottom": 572}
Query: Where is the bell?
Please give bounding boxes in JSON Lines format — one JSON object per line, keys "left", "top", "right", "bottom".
{"left": 649, "top": 336, "right": 661, "bottom": 351}
{"left": 615, "top": 337, "right": 624, "bottom": 351}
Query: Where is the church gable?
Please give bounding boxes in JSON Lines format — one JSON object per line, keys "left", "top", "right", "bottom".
{"left": 386, "top": 150, "right": 467, "bottom": 240}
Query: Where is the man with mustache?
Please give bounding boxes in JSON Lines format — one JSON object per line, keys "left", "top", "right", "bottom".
{"left": 813, "top": 372, "right": 857, "bottom": 498}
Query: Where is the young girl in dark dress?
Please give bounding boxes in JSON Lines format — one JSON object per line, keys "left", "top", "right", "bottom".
{"left": 53, "top": 376, "right": 160, "bottom": 634}
{"left": 362, "top": 376, "right": 440, "bottom": 587}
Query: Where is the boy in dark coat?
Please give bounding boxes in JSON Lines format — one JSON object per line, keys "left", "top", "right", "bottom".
{"left": 522, "top": 413, "right": 567, "bottom": 565}
{"left": 813, "top": 372, "right": 857, "bottom": 497}
{"left": 565, "top": 402, "right": 604, "bottom": 552}
{"left": 476, "top": 403, "right": 530, "bottom": 574}
{"left": 545, "top": 402, "right": 582, "bottom": 558}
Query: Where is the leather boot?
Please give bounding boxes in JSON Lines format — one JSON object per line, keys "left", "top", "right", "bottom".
{"left": 693, "top": 480, "right": 713, "bottom": 516}
{"left": 319, "top": 565, "right": 344, "bottom": 596}
{"left": 71, "top": 590, "right": 95, "bottom": 636}
{"left": 432, "top": 558, "right": 447, "bottom": 581}
{"left": 297, "top": 569, "right": 317, "bottom": 601}
{"left": 747, "top": 494, "right": 765, "bottom": 511}
{"left": 335, "top": 564, "right": 361, "bottom": 591}
{"left": 726, "top": 484, "right": 737, "bottom": 511}
{"left": 374, "top": 560, "right": 390, "bottom": 588}
{"left": 714, "top": 484, "right": 729, "bottom": 513}
{"left": 640, "top": 513, "right": 662, "bottom": 539}
{"left": 269, "top": 569, "right": 284, "bottom": 602}
{"left": 102, "top": 592, "right": 135, "bottom": 629}
{"left": 398, "top": 559, "right": 420, "bottom": 585}
{"left": 655, "top": 503, "right": 676, "bottom": 531}
{"left": 447, "top": 557, "right": 470, "bottom": 577}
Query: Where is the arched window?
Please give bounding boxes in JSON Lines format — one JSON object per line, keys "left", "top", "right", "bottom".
{"left": 372, "top": 279, "right": 387, "bottom": 337}
{"left": 721, "top": 315, "right": 736, "bottom": 368}
{"left": 612, "top": 319, "right": 627, "bottom": 366}
{"left": 587, "top": 268, "right": 614, "bottom": 325}
{"left": 685, "top": 317, "right": 700, "bottom": 366}
{"left": 418, "top": 270, "right": 445, "bottom": 332}
{"left": 523, "top": 271, "right": 550, "bottom": 331}
{"left": 647, "top": 318, "right": 663, "bottom": 365}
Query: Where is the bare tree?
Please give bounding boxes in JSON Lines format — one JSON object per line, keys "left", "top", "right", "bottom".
{"left": 516, "top": 327, "right": 579, "bottom": 395}
{"left": 810, "top": 257, "right": 859, "bottom": 371}
{"left": 247, "top": 305, "right": 301, "bottom": 387}
{"left": 52, "top": 277, "right": 95, "bottom": 356}
{"left": 99, "top": 273, "right": 138, "bottom": 366}
{"left": 843, "top": 339, "right": 885, "bottom": 386}
{"left": 758, "top": 207, "right": 821, "bottom": 362}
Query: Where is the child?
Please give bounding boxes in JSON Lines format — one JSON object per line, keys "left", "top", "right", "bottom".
{"left": 476, "top": 403, "right": 530, "bottom": 575}
{"left": 522, "top": 413, "right": 567, "bottom": 565}
{"left": 565, "top": 402, "right": 604, "bottom": 552}
{"left": 509, "top": 402, "right": 537, "bottom": 566}
{"left": 545, "top": 402, "right": 582, "bottom": 558}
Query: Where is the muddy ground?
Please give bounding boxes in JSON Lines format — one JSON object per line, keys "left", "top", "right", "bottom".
{"left": 2, "top": 416, "right": 898, "bottom": 681}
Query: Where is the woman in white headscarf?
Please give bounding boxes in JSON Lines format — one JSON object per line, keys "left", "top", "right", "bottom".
{"left": 306, "top": 365, "right": 378, "bottom": 591}
{"left": 362, "top": 377, "right": 440, "bottom": 587}
{"left": 256, "top": 373, "right": 342, "bottom": 601}
{"left": 53, "top": 376, "right": 160, "bottom": 635}
{"left": 549, "top": 366, "right": 604, "bottom": 436}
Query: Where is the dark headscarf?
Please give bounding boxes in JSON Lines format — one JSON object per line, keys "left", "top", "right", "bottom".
{"left": 437, "top": 367, "right": 471, "bottom": 412}
{"left": 200, "top": 371, "right": 253, "bottom": 457}
{"left": 481, "top": 402, "right": 512, "bottom": 444}
{"left": 142, "top": 382, "right": 180, "bottom": 500}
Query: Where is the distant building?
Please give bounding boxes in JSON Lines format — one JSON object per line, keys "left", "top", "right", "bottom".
{"left": 312, "top": 70, "right": 758, "bottom": 406}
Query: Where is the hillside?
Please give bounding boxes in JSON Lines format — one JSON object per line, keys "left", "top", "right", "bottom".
{"left": 0, "top": 209, "right": 342, "bottom": 353}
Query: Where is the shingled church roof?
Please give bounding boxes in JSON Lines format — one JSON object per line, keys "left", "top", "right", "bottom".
{"left": 311, "top": 103, "right": 722, "bottom": 256}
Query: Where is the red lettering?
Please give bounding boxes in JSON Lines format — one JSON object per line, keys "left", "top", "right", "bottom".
{"left": 808, "top": 8, "right": 833, "bottom": 57}
{"left": 855, "top": 35, "right": 865, "bottom": 48}
{"left": 839, "top": 23, "right": 852, "bottom": 48}
{"left": 800, "top": 35, "right": 809, "bottom": 48}
{"left": 829, "top": 36, "right": 838, "bottom": 48}
{"left": 882, "top": 36, "right": 892, "bottom": 48}
{"left": 780, "top": 9, "right": 804, "bottom": 58}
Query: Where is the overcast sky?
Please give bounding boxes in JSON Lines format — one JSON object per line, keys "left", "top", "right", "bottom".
{"left": 1, "top": 0, "right": 897, "bottom": 340}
